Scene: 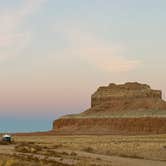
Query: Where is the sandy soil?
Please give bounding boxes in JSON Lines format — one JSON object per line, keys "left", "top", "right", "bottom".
{"left": 0, "top": 134, "right": 166, "bottom": 165}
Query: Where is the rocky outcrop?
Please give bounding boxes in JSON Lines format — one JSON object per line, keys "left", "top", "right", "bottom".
{"left": 53, "top": 82, "right": 166, "bottom": 135}
{"left": 91, "top": 82, "right": 162, "bottom": 107}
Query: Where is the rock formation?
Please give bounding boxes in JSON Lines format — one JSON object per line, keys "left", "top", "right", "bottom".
{"left": 53, "top": 82, "right": 166, "bottom": 134}
{"left": 91, "top": 82, "right": 161, "bottom": 107}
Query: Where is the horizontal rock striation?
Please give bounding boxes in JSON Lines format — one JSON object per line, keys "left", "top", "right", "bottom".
{"left": 54, "top": 117, "right": 166, "bottom": 135}
{"left": 53, "top": 82, "right": 166, "bottom": 135}
{"left": 91, "top": 82, "right": 162, "bottom": 107}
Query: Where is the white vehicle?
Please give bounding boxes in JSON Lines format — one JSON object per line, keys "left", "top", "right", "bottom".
{"left": 2, "top": 134, "right": 12, "bottom": 142}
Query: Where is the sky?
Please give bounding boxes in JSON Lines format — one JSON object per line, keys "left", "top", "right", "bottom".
{"left": 0, "top": 0, "right": 166, "bottom": 132}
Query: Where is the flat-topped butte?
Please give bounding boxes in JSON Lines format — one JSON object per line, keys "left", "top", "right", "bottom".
{"left": 91, "top": 82, "right": 161, "bottom": 107}
{"left": 53, "top": 82, "right": 166, "bottom": 134}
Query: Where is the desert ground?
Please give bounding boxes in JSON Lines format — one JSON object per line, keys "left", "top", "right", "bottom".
{"left": 0, "top": 134, "right": 166, "bottom": 165}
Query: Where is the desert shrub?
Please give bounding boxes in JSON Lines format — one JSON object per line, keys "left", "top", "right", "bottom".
{"left": 0, "top": 154, "right": 72, "bottom": 166}
{"left": 15, "top": 145, "right": 30, "bottom": 153}
{"left": 70, "top": 152, "right": 77, "bottom": 156}
{"left": 0, "top": 140, "right": 14, "bottom": 145}
{"left": 163, "top": 145, "right": 166, "bottom": 149}
{"left": 15, "top": 143, "right": 42, "bottom": 153}
{"left": 61, "top": 151, "right": 69, "bottom": 155}
{"left": 118, "top": 153, "right": 144, "bottom": 159}
{"left": 83, "top": 147, "right": 94, "bottom": 153}
{"left": 52, "top": 144, "right": 63, "bottom": 149}
{"left": 46, "top": 150, "right": 61, "bottom": 157}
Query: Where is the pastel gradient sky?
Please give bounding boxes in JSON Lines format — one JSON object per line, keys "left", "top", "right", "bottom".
{"left": 0, "top": 0, "right": 166, "bottom": 132}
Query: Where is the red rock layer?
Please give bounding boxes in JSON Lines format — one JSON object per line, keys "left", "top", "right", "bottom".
{"left": 53, "top": 117, "right": 166, "bottom": 135}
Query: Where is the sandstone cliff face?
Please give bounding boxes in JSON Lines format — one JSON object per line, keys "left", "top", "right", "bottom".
{"left": 84, "top": 82, "right": 166, "bottom": 115}
{"left": 53, "top": 117, "right": 166, "bottom": 135}
{"left": 53, "top": 82, "right": 166, "bottom": 134}
{"left": 91, "top": 82, "right": 162, "bottom": 107}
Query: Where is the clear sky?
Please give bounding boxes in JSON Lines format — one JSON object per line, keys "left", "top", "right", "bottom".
{"left": 0, "top": 0, "right": 166, "bottom": 132}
